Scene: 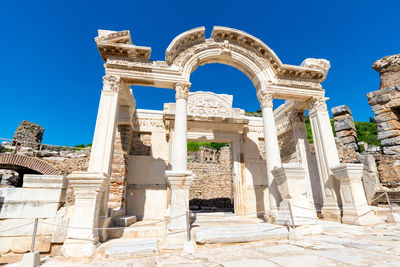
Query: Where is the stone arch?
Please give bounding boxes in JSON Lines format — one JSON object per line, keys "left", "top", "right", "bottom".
{"left": 165, "top": 26, "right": 327, "bottom": 94}
{"left": 0, "top": 154, "right": 60, "bottom": 175}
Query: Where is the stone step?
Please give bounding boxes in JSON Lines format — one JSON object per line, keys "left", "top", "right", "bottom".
{"left": 112, "top": 215, "right": 137, "bottom": 227}
{"left": 371, "top": 206, "right": 400, "bottom": 219}
{"left": 108, "top": 221, "right": 166, "bottom": 239}
{"left": 105, "top": 238, "right": 159, "bottom": 258}
{"left": 194, "top": 223, "right": 288, "bottom": 244}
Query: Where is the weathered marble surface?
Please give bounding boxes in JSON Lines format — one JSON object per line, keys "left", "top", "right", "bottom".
{"left": 40, "top": 221, "right": 400, "bottom": 267}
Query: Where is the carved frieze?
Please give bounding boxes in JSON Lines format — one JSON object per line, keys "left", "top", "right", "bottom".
{"left": 246, "top": 125, "right": 264, "bottom": 134}
{"left": 187, "top": 92, "right": 232, "bottom": 117}
{"left": 272, "top": 78, "right": 322, "bottom": 90}
{"left": 107, "top": 58, "right": 170, "bottom": 69}
{"left": 276, "top": 116, "right": 292, "bottom": 135}
{"left": 133, "top": 118, "right": 165, "bottom": 131}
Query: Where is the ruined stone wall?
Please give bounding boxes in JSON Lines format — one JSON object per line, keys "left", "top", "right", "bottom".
{"left": 366, "top": 54, "right": 400, "bottom": 188}
{"left": 332, "top": 105, "right": 359, "bottom": 152}
{"left": 109, "top": 125, "right": 132, "bottom": 210}
{"left": 12, "top": 120, "right": 44, "bottom": 149}
{"left": 188, "top": 146, "right": 233, "bottom": 210}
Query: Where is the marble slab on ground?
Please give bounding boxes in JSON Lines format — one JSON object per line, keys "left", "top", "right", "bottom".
{"left": 104, "top": 239, "right": 159, "bottom": 258}
{"left": 194, "top": 224, "right": 288, "bottom": 244}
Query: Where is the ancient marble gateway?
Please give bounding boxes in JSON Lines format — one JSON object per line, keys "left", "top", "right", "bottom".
{"left": 59, "top": 26, "right": 377, "bottom": 257}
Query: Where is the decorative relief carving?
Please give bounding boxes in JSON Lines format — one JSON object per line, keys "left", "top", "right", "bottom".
{"left": 307, "top": 96, "right": 328, "bottom": 113}
{"left": 246, "top": 125, "right": 264, "bottom": 134}
{"left": 276, "top": 116, "right": 292, "bottom": 134}
{"left": 187, "top": 92, "right": 232, "bottom": 117}
{"left": 257, "top": 90, "right": 273, "bottom": 109}
{"left": 301, "top": 58, "right": 331, "bottom": 78}
{"left": 218, "top": 40, "right": 232, "bottom": 56}
{"left": 288, "top": 110, "right": 306, "bottom": 124}
{"left": 103, "top": 74, "right": 121, "bottom": 92}
{"left": 272, "top": 78, "right": 322, "bottom": 90}
{"left": 133, "top": 118, "right": 165, "bottom": 131}
{"left": 175, "top": 82, "right": 191, "bottom": 100}
{"left": 107, "top": 58, "right": 170, "bottom": 69}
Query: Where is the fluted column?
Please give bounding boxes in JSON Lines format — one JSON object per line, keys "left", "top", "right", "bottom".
{"left": 308, "top": 96, "right": 341, "bottom": 221}
{"left": 257, "top": 90, "right": 282, "bottom": 211}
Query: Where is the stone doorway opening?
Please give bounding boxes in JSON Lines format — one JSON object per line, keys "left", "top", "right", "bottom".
{"left": 187, "top": 142, "right": 234, "bottom": 213}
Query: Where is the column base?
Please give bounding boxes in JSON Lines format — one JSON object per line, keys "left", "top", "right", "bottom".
{"left": 98, "top": 216, "right": 112, "bottom": 242}
{"left": 165, "top": 170, "right": 193, "bottom": 231}
{"left": 387, "top": 213, "right": 400, "bottom": 223}
{"left": 275, "top": 197, "right": 317, "bottom": 226}
{"left": 321, "top": 206, "right": 341, "bottom": 222}
{"left": 342, "top": 208, "right": 382, "bottom": 225}
{"left": 61, "top": 239, "right": 99, "bottom": 257}
{"left": 161, "top": 231, "right": 187, "bottom": 250}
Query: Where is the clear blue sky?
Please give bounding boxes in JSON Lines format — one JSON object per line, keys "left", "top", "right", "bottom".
{"left": 1, "top": 0, "right": 399, "bottom": 145}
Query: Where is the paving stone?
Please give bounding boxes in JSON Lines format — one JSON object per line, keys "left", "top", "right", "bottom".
{"left": 255, "top": 244, "right": 305, "bottom": 254}
{"left": 105, "top": 239, "right": 158, "bottom": 258}
{"left": 314, "top": 247, "right": 398, "bottom": 266}
{"left": 268, "top": 254, "right": 340, "bottom": 267}
{"left": 221, "top": 259, "right": 278, "bottom": 267}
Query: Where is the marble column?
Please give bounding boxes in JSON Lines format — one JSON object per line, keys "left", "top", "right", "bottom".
{"left": 88, "top": 74, "right": 121, "bottom": 176}
{"left": 61, "top": 75, "right": 121, "bottom": 257}
{"left": 257, "top": 90, "right": 282, "bottom": 211}
{"left": 165, "top": 82, "right": 193, "bottom": 231}
{"left": 289, "top": 110, "right": 322, "bottom": 208}
{"left": 308, "top": 96, "right": 341, "bottom": 221}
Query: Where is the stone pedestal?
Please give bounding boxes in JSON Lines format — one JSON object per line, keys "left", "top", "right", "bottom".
{"left": 273, "top": 164, "right": 317, "bottom": 226}
{"left": 165, "top": 171, "right": 193, "bottom": 231}
{"left": 331, "top": 164, "right": 382, "bottom": 225}
{"left": 61, "top": 172, "right": 111, "bottom": 257}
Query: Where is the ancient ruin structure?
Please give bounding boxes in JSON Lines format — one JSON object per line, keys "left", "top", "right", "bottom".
{"left": 367, "top": 54, "right": 400, "bottom": 188}
{"left": 60, "top": 26, "right": 362, "bottom": 257}
{"left": 1, "top": 27, "right": 383, "bottom": 260}
{"left": 12, "top": 120, "right": 44, "bottom": 149}
{"left": 332, "top": 105, "right": 359, "bottom": 152}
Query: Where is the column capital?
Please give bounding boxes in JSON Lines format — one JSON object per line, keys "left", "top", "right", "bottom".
{"left": 257, "top": 90, "right": 273, "bottom": 109}
{"left": 288, "top": 109, "right": 306, "bottom": 124}
{"left": 103, "top": 74, "right": 121, "bottom": 92}
{"left": 307, "top": 96, "right": 327, "bottom": 113}
{"left": 174, "top": 81, "right": 191, "bottom": 100}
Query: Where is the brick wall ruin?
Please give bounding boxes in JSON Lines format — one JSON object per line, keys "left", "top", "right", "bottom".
{"left": 188, "top": 146, "right": 233, "bottom": 211}
{"left": 109, "top": 125, "right": 132, "bottom": 210}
